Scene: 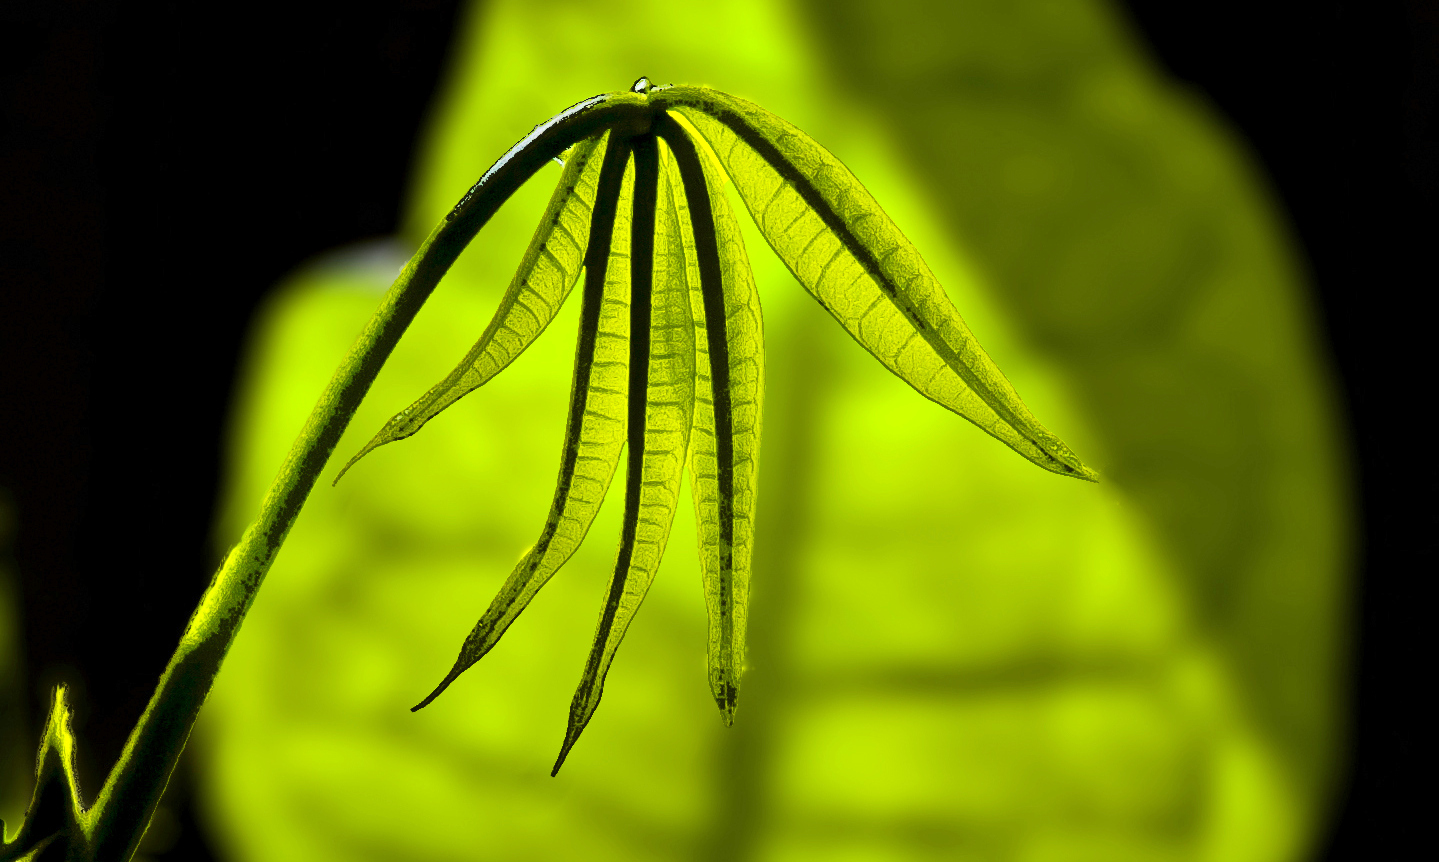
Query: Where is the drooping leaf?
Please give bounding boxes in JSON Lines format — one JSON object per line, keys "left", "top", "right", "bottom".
{"left": 655, "top": 87, "right": 1096, "bottom": 481}
{"left": 658, "top": 119, "right": 764, "bottom": 725}
{"left": 412, "top": 135, "right": 633, "bottom": 711}
{"left": 554, "top": 135, "right": 695, "bottom": 773}
{"left": 337, "top": 134, "right": 608, "bottom": 480}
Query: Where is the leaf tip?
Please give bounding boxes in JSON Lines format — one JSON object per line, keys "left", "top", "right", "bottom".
{"left": 1032, "top": 434, "right": 1099, "bottom": 483}
{"left": 1053, "top": 450, "right": 1100, "bottom": 483}
{"left": 711, "top": 676, "right": 739, "bottom": 726}
{"left": 334, "top": 409, "right": 430, "bottom": 486}
{"left": 332, "top": 433, "right": 393, "bottom": 486}
{"left": 552, "top": 681, "right": 606, "bottom": 776}
{"left": 410, "top": 666, "right": 465, "bottom": 712}
{"left": 330, "top": 450, "right": 367, "bottom": 487}
{"left": 551, "top": 725, "right": 583, "bottom": 777}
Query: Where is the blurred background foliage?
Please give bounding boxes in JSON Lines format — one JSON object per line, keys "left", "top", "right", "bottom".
{"left": 1, "top": 0, "right": 1350, "bottom": 859}
{"left": 195, "top": 0, "right": 1350, "bottom": 859}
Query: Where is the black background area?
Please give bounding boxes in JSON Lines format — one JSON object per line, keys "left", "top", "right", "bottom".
{"left": 0, "top": 0, "right": 1430, "bottom": 859}
{"left": 0, "top": 1, "right": 464, "bottom": 857}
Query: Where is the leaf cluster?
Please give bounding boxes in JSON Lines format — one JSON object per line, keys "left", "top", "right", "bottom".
{"left": 337, "top": 78, "right": 1095, "bottom": 774}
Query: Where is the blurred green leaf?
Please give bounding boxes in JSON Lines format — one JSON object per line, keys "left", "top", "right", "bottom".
{"left": 799, "top": 0, "right": 1349, "bottom": 811}
{"left": 195, "top": 0, "right": 1348, "bottom": 860}
{"left": 660, "top": 88, "right": 1096, "bottom": 481}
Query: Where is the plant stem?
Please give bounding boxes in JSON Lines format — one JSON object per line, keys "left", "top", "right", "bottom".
{"left": 73, "top": 93, "right": 645, "bottom": 862}
{"left": 84, "top": 220, "right": 452, "bottom": 860}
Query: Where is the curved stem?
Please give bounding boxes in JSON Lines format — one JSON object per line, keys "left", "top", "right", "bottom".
{"left": 74, "top": 91, "right": 649, "bottom": 862}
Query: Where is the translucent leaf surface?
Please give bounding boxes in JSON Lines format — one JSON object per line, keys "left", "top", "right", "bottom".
{"left": 412, "top": 135, "right": 634, "bottom": 710}
{"left": 556, "top": 138, "right": 696, "bottom": 771}
{"left": 338, "top": 134, "right": 607, "bottom": 478}
{"left": 658, "top": 88, "right": 1096, "bottom": 481}
{"left": 660, "top": 129, "right": 764, "bottom": 724}
{"left": 200, "top": 0, "right": 1346, "bottom": 858}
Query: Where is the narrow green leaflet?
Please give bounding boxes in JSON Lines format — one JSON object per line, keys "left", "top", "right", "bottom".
{"left": 659, "top": 124, "right": 763, "bottom": 725}
{"left": 412, "top": 136, "right": 634, "bottom": 711}
{"left": 338, "top": 134, "right": 608, "bottom": 479}
{"left": 656, "top": 87, "right": 1096, "bottom": 480}
{"left": 555, "top": 137, "right": 695, "bottom": 773}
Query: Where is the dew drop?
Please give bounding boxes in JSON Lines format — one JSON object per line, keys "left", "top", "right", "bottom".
{"left": 631, "top": 76, "right": 651, "bottom": 94}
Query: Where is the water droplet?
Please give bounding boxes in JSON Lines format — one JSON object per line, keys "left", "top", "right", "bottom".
{"left": 631, "top": 76, "right": 651, "bottom": 94}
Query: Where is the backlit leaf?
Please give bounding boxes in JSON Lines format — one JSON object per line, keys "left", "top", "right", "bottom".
{"left": 555, "top": 136, "right": 695, "bottom": 772}
{"left": 659, "top": 122, "right": 764, "bottom": 725}
{"left": 199, "top": 2, "right": 1347, "bottom": 858}
{"left": 412, "top": 134, "right": 633, "bottom": 710}
{"left": 337, "top": 135, "right": 607, "bottom": 480}
{"left": 657, "top": 87, "right": 1096, "bottom": 481}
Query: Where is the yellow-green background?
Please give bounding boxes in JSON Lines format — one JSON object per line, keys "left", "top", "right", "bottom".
{"left": 114, "top": 0, "right": 1348, "bottom": 858}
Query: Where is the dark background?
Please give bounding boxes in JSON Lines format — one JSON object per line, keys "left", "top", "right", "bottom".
{"left": 0, "top": 0, "right": 1429, "bottom": 858}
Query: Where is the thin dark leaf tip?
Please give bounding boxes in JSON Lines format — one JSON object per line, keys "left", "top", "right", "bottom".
{"left": 410, "top": 684, "right": 445, "bottom": 713}
{"left": 411, "top": 647, "right": 482, "bottom": 711}
{"left": 551, "top": 729, "right": 582, "bottom": 777}
{"left": 331, "top": 446, "right": 372, "bottom": 486}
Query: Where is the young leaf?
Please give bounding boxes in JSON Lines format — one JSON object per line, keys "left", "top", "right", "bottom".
{"left": 658, "top": 117, "right": 763, "bottom": 725}
{"left": 655, "top": 87, "right": 1097, "bottom": 481}
{"left": 337, "top": 134, "right": 608, "bottom": 480}
{"left": 412, "top": 135, "right": 633, "bottom": 711}
{"left": 317, "top": 82, "right": 1096, "bottom": 777}
{"left": 554, "top": 135, "right": 695, "bottom": 773}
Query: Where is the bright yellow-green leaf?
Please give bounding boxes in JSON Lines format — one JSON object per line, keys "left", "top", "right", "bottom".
{"left": 411, "top": 135, "right": 634, "bottom": 710}
{"left": 556, "top": 138, "right": 696, "bottom": 771}
{"left": 337, "top": 135, "right": 607, "bottom": 479}
{"left": 195, "top": 0, "right": 1346, "bottom": 859}
{"left": 658, "top": 87, "right": 1096, "bottom": 481}
{"left": 661, "top": 130, "right": 764, "bottom": 725}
